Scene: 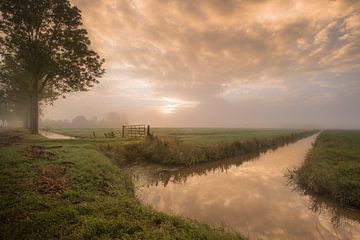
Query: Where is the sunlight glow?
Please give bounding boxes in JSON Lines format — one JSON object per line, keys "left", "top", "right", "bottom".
{"left": 161, "top": 97, "right": 198, "bottom": 114}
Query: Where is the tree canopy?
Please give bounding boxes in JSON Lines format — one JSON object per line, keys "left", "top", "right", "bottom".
{"left": 0, "top": 0, "right": 105, "bottom": 133}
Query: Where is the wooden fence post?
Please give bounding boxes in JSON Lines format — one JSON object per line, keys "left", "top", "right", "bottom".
{"left": 147, "top": 125, "right": 150, "bottom": 136}
{"left": 121, "top": 125, "right": 125, "bottom": 138}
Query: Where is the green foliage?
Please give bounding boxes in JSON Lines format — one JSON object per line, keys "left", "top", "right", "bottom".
{"left": 0, "top": 0, "right": 105, "bottom": 133}
{"left": 0, "top": 130, "right": 244, "bottom": 239}
{"left": 0, "top": 0, "right": 105, "bottom": 98}
{"left": 289, "top": 130, "right": 360, "bottom": 208}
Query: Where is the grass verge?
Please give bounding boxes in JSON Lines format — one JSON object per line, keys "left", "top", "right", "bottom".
{"left": 0, "top": 129, "right": 243, "bottom": 240}
{"left": 288, "top": 130, "right": 360, "bottom": 208}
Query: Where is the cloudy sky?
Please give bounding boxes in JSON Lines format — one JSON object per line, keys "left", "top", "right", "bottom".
{"left": 44, "top": 0, "right": 360, "bottom": 128}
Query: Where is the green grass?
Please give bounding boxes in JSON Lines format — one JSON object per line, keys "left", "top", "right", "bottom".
{"left": 288, "top": 130, "right": 360, "bottom": 208}
{"left": 152, "top": 128, "right": 310, "bottom": 144}
{"left": 0, "top": 129, "right": 244, "bottom": 240}
{"left": 52, "top": 127, "right": 308, "bottom": 143}
{"left": 101, "top": 131, "right": 317, "bottom": 167}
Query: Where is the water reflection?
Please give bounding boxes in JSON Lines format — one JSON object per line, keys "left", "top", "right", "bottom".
{"left": 136, "top": 135, "right": 360, "bottom": 240}
{"left": 39, "top": 130, "right": 75, "bottom": 139}
{"left": 151, "top": 152, "right": 260, "bottom": 187}
{"left": 302, "top": 191, "right": 360, "bottom": 229}
{"left": 286, "top": 172, "right": 360, "bottom": 232}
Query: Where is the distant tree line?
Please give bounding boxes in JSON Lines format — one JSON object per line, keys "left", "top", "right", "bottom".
{"left": 40, "top": 112, "right": 129, "bottom": 129}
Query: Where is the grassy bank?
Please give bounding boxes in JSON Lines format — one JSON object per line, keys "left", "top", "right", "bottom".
{"left": 288, "top": 130, "right": 360, "bottom": 208}
{"left": 0, "top": 130, "right": 243, "bottom": 240}
{"left": 101, "top": 130, "right": 317, "bottom": 167}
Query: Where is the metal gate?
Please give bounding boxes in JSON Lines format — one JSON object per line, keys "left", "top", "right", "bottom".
{"left": 121, "top": 124, "right": 150, "bottom": 138}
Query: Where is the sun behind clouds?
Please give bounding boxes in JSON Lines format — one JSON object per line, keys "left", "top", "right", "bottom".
{"left": 161, "top": 97, "right": 199, "bottom": 114}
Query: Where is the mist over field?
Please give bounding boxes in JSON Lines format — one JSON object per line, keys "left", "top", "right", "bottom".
{"left": 40, "top": 112, "right": 128, "bottom": 129}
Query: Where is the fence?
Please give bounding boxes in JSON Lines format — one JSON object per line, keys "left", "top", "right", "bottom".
{"left": 121, "top": 124, "right": 150, "bottom": 138}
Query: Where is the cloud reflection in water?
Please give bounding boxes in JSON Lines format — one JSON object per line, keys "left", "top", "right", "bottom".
{"left": 136, "top": 135, "right": 360, "bottom": 240}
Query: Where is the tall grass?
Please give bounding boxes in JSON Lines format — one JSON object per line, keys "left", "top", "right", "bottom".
{"left": 101, "top": 131, "right": 317, "bottom": 167}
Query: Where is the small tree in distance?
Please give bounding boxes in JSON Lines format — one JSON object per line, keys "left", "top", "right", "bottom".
{"left": 0, "top": 0, "right": 105, "bottom": 134}
{"left": 104, "top": 112, "right": 129, "bottom": 128}
{"left": 40, "top": 113, "right": 129, "bottom": 129}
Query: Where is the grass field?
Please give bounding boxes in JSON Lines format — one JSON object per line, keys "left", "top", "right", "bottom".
{"left": 0, "top": 129, "right": 243, "bottom": 239}
{"left": 52, "top": 127, "right": 308, "bottom": 144}
{"left": 288, "top": 130, "right": 360, "bottom": 208}
{"left": 101, "top": 130, "right": 317, "bottom": 167}
{"left": 51, "top": 128, "right": 317, "bottom": 167}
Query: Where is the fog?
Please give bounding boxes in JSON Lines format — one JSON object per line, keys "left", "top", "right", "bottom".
{"left": 41, "top": 0, "right": 360, "bottom": 129}
{"left": 40, "top": 112, "right": 128, "bottom": 129}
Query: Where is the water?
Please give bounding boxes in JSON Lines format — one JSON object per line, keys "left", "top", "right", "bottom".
{"left": 39, "top": 130, "right": 75, "bottom": 140}
{"left": 135, "top": 135, "right": 360, "bottom": 240}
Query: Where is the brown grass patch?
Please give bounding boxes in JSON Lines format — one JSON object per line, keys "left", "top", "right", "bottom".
{"left": 24, "top": 145, "right": 56, "bottom": 160}
{"left": 37, "top": 164, "right": 71, "bottom": 197}
{"left": 98, "top": 173, "right": 111, "bottom": 194}
{"left": 0, "top": 130, "right": 23, "bottom": 147}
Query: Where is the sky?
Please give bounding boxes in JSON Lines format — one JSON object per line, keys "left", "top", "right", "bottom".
{"left": 44, "top": 0, "right": 360, "bottom": 128}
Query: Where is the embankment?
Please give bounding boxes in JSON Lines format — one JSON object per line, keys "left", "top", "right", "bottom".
{"left": 288, "top": 130, "right": 360, "bottom": 208}
{"left": 101, "top": 130, "right": 318, "bottom": 167}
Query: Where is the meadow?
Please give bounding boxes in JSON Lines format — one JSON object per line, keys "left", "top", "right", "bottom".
{"left": 52, "top": 127, "right": 307, "bottom": 143}
{"left": 100, "top": 129, "right": 317, "bottom": 167}
{"left": 50, "top": 128, "right": 317, "bottom": 167}
{"left": 0, "top": 129, "right": 243, "bottom": 239}
{"left": 288, "top": 130, "right": 360, "bottom": 208}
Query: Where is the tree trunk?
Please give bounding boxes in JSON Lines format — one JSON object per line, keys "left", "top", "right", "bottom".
{"left": 22, "top": 97, "right": 31, "bottom": 129}
{"left": 23, "top": 106, "right": 31, "bottom": 130}
{"left": 23, "top": 110, "right": 29, "bottom": 129}
{"left": 30, "top": 79, "right": 39, "bottom": 134}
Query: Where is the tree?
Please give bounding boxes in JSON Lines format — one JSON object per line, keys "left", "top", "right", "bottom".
{"left": 0, "top": 86, "right": 11, "bottom": 124}
{"left": 0, "top": 0, "right": 105, "bottom": 134}
{"left": 71, "top": 115, "right": 89, "bottom": 128}
{"left": 104, "top": 112, "right": 129, "bottom": 127}
{"left": 0, "top": 56, "right": 31, "bottom": 128}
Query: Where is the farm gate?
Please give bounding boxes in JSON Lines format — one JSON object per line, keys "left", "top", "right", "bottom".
{"left": 121, "top": 124, "right": 150, "bottom": 138}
